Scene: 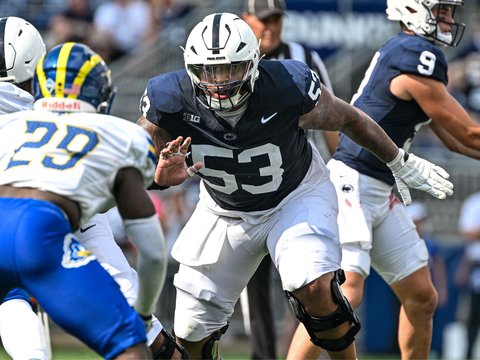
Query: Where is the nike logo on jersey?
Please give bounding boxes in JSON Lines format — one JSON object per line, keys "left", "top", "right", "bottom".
{"left": 261, "top": 113, "right": 277, "bottom": 124}
{"left": 80, "top": 224, "right": 96, "bottom": 233}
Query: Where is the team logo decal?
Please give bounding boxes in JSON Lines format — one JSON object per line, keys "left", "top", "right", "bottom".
{"left": 224, "top": 133, "right": 237, "bottom": 140}
{"left": 183, "top": 113, "right": 201, "bottom": 123}
{"left": 341, "top": 184, "right": 354, "bottom": 193}
{"left": 45, "top": 78, "right": 55, "bottom": 94}
{"left": 62, "top": 234, "right": 96, "bottom": 268}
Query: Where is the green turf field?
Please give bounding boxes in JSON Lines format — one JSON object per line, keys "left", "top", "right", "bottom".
{"left": 0, "top": 345, "right": 400, "bottom": 360}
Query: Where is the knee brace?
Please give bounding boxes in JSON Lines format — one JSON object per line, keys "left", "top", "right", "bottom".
{"left": 202, "top": 323, "right": 229, "bottom": 360}
{"left": 286, "top": 269, "right": 361, "bottom": 352}
{"left": 153, "top": 329, "right": 189, "bottom": 359}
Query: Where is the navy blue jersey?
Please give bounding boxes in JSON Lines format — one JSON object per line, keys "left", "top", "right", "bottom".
{"left": 333, "top": 32, "right": 448, "bottom": 185}
{"left": 141, "top": 59, "right": 321, "bottom": 211}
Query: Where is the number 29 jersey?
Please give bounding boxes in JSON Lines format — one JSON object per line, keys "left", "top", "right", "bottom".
{"left": 0, "top": 111, "right": 156, "bottom": 225}
{"left": 141, "top": 59, "right": 325, "bottom": 212}
{"left": 333, "top": 32, "right": 448, "bottom": 185}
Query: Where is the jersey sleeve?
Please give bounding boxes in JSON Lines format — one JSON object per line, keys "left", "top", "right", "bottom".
{"left": 140, "top": 80, "right": 158, "bottom": 124}
{"left": 139, "top": 74, "right": 183, "bottom": 129}
{"left": 397, "top": 44, "right": 448, "bottom": 85}
{"left": 282, "top": 59, "right": 322, "bottom": 115}
{"left": 125, "top": 126, "right": 157, "bottom": 188}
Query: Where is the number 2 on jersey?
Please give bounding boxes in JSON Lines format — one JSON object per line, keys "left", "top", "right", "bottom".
{"left": 6, "top": 120, "right": 99, "bottom": 171}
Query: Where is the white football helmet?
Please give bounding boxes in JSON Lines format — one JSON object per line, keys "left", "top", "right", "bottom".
{"left": 386, "top": 0, "right": 465, "bottom": 47}
{"left": 184, "top": 13, "right": 261, "bottom": 111}
{"left": 0, "top": 16, "right": 46, "bottom": 86}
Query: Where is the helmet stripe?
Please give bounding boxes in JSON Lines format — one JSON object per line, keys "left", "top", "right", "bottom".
{"left": 0, "top": 18, "right": 7, "bottom": 76}
{"left": 212, "top": 13, "right": 222, "bottom": 54}
{"left": 36, "top": 56, "right": 51, "bottom": 98}
{"left": 55, "top": 42, "right": 75, "bottom": 97}
{"left": 68, "top": 53, "right": 103, "bottom": 99}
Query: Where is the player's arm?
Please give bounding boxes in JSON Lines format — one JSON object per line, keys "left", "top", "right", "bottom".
{"left": 391, "top": 74, "right": 480, "bottom": 151}
{"left": 299, "top": 84, "right": 398, "bottom": 163}
{"left": 310, "top": 53, "right": 340, "bottom": 155}
{"left": 136, "top": 116, "right": 203, "bottom": 187}
{"left": 299, "top": 84, "right": 453, "bottom": 205}
{"left": 429, "top": 120, "right": 480, "bottom": 159}
{"left": 114, "top": 167, "right": 166, "bottom": 319}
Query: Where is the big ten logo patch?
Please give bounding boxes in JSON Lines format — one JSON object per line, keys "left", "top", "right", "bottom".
{"left": 183, "top": 113, "right": 201, "bottom": 123}
{"left": 62, "top": 234, "right": 96, "bottom": 268}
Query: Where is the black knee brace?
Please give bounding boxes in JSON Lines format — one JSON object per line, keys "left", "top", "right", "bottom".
{"left": 202, "top": 323, "right": 229, "bottom": 360}
{"left": 153, "top": 328, "right": 189, "bottom": 359}
{"left": 286, "top": 269, "right": 361, "bottom": 352}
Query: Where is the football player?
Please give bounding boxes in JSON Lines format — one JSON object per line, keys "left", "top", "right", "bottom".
{"left": 287, "top": 1, "right": 480, "bottom": 359}
{"left": 0, "top": 16, "right": 50, "bottom": 360}
{"left": 2, "top": 42, "right": 188, "bottom": 359}
{"left": 241, "top": 1, "right": 338, "bottom": 358}
{"left": 137, "top": 12, "right": 453, "bottom": 359}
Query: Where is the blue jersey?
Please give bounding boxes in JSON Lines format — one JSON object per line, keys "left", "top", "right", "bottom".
{"left": 141, "top": 59, "right": 321, "bottom": 211}
{"left": 333, "top": 32, "right": 448, "bottom": 185}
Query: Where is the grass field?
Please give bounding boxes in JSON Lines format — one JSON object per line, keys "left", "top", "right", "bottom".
{"left": 0, "top": 323, "right": 400, "bottom": 360}
{"left": 0, "top": 345, "right": 401, "bottom": 360}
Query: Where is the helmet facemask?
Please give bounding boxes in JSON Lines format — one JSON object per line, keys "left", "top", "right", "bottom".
{"left": 187, "top": 60, "right": 254, "bottom": 111}
{"left": 426, "top": 3, "right": 465, "bottom": 47}
{"left": 387, "top": 0, "right": 466, "bottom": 47}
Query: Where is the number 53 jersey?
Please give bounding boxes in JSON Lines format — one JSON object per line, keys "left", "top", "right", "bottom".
{"left": 0, "top": 110, "right": 156, "bottom": 225}
{"left": 141, "top": 59, "right": 327, "bottom": 212}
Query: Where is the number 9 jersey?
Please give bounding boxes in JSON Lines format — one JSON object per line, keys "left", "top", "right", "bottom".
{"left": 334, "top": 31, "right": 448, "bottom": 185}
{"left": 0, "top": 110, "right": 156, "bottom": 225}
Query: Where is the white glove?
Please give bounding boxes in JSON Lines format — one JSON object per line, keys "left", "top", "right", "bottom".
{"left": 386, "top": 148, "right": 454, "bottom": 206}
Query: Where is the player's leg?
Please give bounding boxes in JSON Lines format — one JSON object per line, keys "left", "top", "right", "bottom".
{"left": 173, "top": 248, "right": 263, "bottom": 358}
{"left": 389, "top": 267, "right": 437, "bottom": 359}
{"left": 76, "top": 213, "right": 188, "bottom": 358}
{"left": 372, "top": 201, "right": 436, "bottom": 360}
{"left": 9, "top": 199, "right": 150, "bottom": 359}
{"left": 286, "top": 258, "right": 366, "bottom": 360}
{"left": 272, "top": 181, "right": 360, "bottom": 360}
{"left": 0, "top": 289, "right": 49, "bottom": 360}
{"left": 171, "top": 204, "right": 266, "bottom": 359}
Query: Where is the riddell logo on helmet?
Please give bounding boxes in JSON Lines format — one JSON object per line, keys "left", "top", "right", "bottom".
{"left": 41, "top": 100, "right": 81, "bottom": 110}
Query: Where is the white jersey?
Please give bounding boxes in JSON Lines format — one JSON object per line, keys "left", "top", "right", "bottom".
{"left": 0, "top": 110, "right": 156, "bottom": 225}
{"left": 0, "top": 82, "right": 34, "bottom": 114}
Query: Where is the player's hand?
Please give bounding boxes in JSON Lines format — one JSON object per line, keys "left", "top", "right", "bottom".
{"left": 154, "top": 136, "right": 203, "bottom": 187}
{"left": 387, "top": 148, "right": 453, "bottom": 206}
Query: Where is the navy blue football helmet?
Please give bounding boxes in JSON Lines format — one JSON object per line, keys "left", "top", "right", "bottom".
{"left": 33, "top": 42, "right": 115, "bottom": 114}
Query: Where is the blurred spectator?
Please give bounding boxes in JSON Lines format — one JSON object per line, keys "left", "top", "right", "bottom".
{"left": 91, "top": 0, "right": 153, "bottom": 62}
{"left": 407, "top": 203, "right": 449, "bottom": 308}
{"left": 455, "top": 191, "right": 480, "bottom": 359}
{"left": 47, "top": 0, "right": 94, "bottom": 48}
{"left": 149, "top": 0, "right": 193, "bottom": 30}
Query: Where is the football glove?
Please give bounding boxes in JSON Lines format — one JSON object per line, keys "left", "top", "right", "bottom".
{"left": 386, "top": 148, "right": 453, "bottom": 206}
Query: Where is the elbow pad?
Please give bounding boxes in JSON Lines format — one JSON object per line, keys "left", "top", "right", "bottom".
{"left": 123, "top": 214, "right": 167, "bottom": 317}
